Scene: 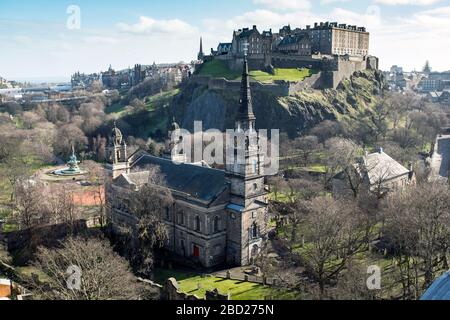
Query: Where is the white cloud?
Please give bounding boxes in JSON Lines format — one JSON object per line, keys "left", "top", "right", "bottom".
{"left": 321, "top": 0, "right": 351, "bottom": 4}
{"left": 83, "top": 36, "right": 118, "bottom": 44}
{"left": 374, "top": 0, "right": 441, "bottom": 6}
{"left": 252, "top": 0, "right": 311, "bottom": 10}
{"left": 117, "top": 16, "right": 197, "bottom": 36}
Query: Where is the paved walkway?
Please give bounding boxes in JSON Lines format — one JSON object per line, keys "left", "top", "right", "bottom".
{"left": 430, "top": 135, "right": 450, "bottom": 182}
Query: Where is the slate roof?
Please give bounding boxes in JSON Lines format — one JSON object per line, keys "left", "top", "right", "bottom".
{"left": 421, "top": 271, "right": 450, "bottom": 300}
{"left": 126, "top": 154, "right": 228, "bottom": 203}
{"left": 279, "top": 34, "right": 309, "bottom": 46}
{"left": 218, "top": 43, "right": 232, "bottom": 50}
{"left": 359, "top": 150, "right": 410, "bottom": 185}
{"left": 235, "top": 28, "right": 259, "bottom": 38}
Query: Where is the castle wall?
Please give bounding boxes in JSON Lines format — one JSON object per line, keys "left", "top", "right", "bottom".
{"left": 201, "top": 53, "right": 375, "bottom": 92}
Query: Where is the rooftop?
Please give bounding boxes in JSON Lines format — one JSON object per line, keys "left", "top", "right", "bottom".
{"left": 359, "top": 149, "right": 410, "bottom": 185}
{"left": 125, "top": 154, "right": 228, "bottom": 203}
{"left": 421, "top": 271, "right": 450, "bottom": 300}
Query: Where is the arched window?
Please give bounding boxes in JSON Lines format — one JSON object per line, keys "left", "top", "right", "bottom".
{"left": 213, "top": 216, "right": 220, "bottom": 233}
{"left": 195, "top": 216, "right": 201, "bottom": 232}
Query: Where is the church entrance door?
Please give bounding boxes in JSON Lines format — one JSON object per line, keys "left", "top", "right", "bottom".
{"left": 193, "top": 245, "right": 200, "bottom": 258}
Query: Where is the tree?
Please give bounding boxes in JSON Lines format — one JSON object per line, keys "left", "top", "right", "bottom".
{"left": 310, "top": 120, "right": 344, "bottom": 143}
{"left": 292, "top": 135, "right": 320, "bottom": 168}
{"left": 53, "top": 124, "right": 88, "bottom": 158}
{"left": 45, "top": 185, "right": 80, "bottom": 229}
{"left": 13, "top": 180, "right": 47, "bottom": 229}
{"left": 127, "top": 166, "right": 173, "bottom": 276}
{"left": 323, "top": 137, "right": 360, "bottom": 192}
{"left": 29, "top": 237, "right": 142, "bottom": 300}
{"left": 84, "top": 161, "right": 109, "bottom": 227}
{"left": 382, "top": 183, "right": 450, "bottom": 299}
{"left": 298, "top": 196, "right": 368, "bottom": 297}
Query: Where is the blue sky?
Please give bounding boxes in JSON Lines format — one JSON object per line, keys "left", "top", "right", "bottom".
{"left": 1, "top": 0, "right": 449, "bottom": 81}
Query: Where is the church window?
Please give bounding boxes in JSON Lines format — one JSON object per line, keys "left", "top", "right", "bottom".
{"left": 252, "top": 159, "right": 258, "bottom": 174}
{"left": 253, "top": 183, "right": 258, "bottom": 191}
{"left": 178, "top": 212, "right": 184, "bottom": 225}
{"left": 195, "top": 216, "right": 201, "bottom": 232}
{"left": 213, "top": 216, "right": 220, "bottom": 233}
{"left": 165, "top": 207, "right": 170, "bottom": 221}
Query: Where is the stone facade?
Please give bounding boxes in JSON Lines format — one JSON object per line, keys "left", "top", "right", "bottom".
{"left": 106, "top": 58, "right": 270, "bottom": 268}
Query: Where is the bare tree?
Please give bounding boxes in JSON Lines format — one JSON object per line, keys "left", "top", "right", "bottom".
{"left": 382, "top": 182, "right": 450, "bottom": 299}
{"left": 84, "top": 161, "right": 109, "bottom": 227}
{"left": 126, "top": 166, "right": 174, "bottom": 276}
{"left": 298, "top": 196, "right": 368, "bottom": 297}
{"left": 13, "top": 180, "right": 48, "bottom": 229}
{"left": 29, "top": 237, "right": 142, "bottom": 300}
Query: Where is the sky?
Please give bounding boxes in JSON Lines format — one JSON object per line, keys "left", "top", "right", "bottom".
{"left": 1, "top": 0, "right": 450, "bottom": 82}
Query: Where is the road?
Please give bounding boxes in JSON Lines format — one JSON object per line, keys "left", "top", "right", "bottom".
{"left": 430, "top": 135, "right": 450, "bottom": 182}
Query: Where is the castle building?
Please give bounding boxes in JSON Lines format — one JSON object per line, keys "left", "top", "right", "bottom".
{"left": 276, "top": 34, "right": 311, "bottom": 56}
{"left": 106, "top": 57, "right": 270, "bottom": 268}
{"left": 301, "top": 22, "right": 369, "bottom": 56}
{"left": 231, "top": 26, "right": 273, "bottom": 56}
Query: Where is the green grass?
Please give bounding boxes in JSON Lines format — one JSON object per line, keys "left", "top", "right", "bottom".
{"left": 249, "top": 68, "right": 314, "bottom": 83}
{"left": 198, "top": 60, "right": 315, "bottom": 84}
{"left": 145, "top": 89, "right": 180, "bottom": 111}
{"left": 154, "top": 268, "right": 301, "bottom": 300}
{"left": 198, "top": 59, "right": 241, "bottom": 80}
{"left": 105, "top": 102, "right": 126, "bottom": 115}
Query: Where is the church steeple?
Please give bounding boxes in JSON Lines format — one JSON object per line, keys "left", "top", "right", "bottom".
{"left": 198, "top": 37, "right": 205, "bottom": 61}
{"left": 237, "top": 56, "right": 256, "bottom": 124}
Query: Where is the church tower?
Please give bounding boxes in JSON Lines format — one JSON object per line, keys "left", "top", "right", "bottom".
{"left": 225, "top": 56, "right": 268, "bottom": 266}
{"left": 106, "top": 122, "right": 129, "bottom": 179}
{"left": 164, "top": 120, "right": 188, "bottom": 164}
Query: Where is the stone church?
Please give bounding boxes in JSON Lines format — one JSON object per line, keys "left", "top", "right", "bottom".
{"left": 105, "top": 58, "right": 270, "bottom": 268}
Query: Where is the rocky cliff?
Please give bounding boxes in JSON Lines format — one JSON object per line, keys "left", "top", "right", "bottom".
{"left": 170, "top": 70, "right": 385, "bottom": 137}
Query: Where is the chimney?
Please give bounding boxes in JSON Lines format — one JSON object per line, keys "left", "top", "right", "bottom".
{"left": 253, "top": 25, "right": 257, "bottom": 30}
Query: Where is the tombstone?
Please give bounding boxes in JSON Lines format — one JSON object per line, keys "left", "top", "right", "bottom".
{"left": 244, "top": 275, "right": 249, "bottom": 282}
{"left": 226, "top": 271, "right": 231, "bottom": 279}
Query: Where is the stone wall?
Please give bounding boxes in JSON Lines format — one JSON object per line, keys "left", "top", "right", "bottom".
{"left": 210, "top": 53, "right": 376, "bottom": 90}
{"left": 190, "top": 73, "right": 323, "bottom": 97}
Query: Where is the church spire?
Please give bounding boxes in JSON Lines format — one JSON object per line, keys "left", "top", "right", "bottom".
{"left": 237, "top": 56, "right": 256, "bottom": 123}
{"left": 198, "top": 37, "right": 204, "bottom": 61}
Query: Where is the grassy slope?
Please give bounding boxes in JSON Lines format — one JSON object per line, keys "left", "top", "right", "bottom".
{"left": 250, "top": 68, "right": 314, "bottom": 83}
{"left": 198, "top": 59, "right": 314, "bottom": 83}
{"left": 198, "top": 60, "right": 241, "bottom": 80}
